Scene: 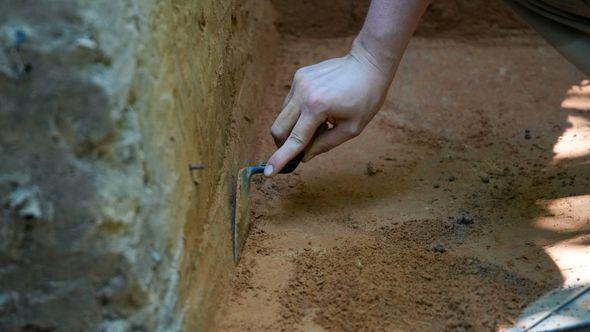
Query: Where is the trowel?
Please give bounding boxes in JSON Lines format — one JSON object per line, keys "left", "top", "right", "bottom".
{"left": 231, "top": 152, "right": 304, "bottom": 262}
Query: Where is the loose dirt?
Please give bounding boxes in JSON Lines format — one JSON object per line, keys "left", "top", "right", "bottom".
{"left": 277, "top": 219, "right": 549, "bottom": 331}
{"left": 215, "top": 21, "right": 589, "bottom": 332}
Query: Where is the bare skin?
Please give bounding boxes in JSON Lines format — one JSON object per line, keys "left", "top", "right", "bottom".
{"left": 264, "top": 0, "right": 430, "bottom": 177}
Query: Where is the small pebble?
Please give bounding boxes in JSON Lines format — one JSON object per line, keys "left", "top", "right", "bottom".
{"left": 431, "top": 243, "right": 447, "bottom": 253}
{"left": 480, "top": 174, "right": 490, "bottom": 183}
{"left": 456, "top": 212, "right": 475, "bottom": 225}
{"left": 365, "top": 162, "right": 380, "bottom": 176}
{"left": 524, "top": 129, "right": 531, "bottom": 140}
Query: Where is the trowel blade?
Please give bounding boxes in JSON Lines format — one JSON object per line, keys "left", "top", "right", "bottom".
{"left": 231, "top": 157, "right": 297, "bottom": 262}
{"left": 232, "top": 165, "right": 263, "bottom": 262}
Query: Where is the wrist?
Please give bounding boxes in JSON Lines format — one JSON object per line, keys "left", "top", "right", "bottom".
{"left": 352, "top": 33, "right": 401, "bottom": 77}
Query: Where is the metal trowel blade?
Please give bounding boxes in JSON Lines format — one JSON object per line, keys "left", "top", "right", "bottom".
{"left": 231, "top": 154, "right": 303, "bottom": 263}
{"left": 232, "top": 165, "right": 264, "bottom": 263}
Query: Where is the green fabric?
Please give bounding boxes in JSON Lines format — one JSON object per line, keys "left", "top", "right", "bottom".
{"left": 505, "top": 0, "right": 590, "bottom": 74}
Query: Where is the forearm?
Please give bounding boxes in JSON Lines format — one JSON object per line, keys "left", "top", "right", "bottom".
{"left": 354, "top": 0, "right": 430, "bottom": 76}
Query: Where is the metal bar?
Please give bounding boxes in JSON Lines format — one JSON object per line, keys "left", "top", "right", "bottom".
{"left": 523, "top": 284, "right": 590, "bottom": 332}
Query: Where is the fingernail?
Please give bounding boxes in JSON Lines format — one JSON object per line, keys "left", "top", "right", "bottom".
{"left": 264, "top": 164, "right": 274, "bottom": 177}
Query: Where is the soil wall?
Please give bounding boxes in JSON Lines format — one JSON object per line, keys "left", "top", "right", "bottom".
{"left": 0, "top": 1, "right": 275, "bottom": 331}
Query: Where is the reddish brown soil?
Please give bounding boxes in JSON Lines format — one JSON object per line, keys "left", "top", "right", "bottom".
{"left": 215, "top": 15, "right": 589, "bottom": 332}
{"left": 278, "top": 219, "right": 550, "bottom": 331}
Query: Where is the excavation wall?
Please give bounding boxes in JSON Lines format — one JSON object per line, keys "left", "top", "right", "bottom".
{"left": 0, "top": 1, "right": 275, "bottom": 331}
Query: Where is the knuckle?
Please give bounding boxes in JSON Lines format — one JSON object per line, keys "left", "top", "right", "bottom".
{"left": 296, "top": 77, "right": 310, "bottom": 92}
{"left": 270, "top": 124, "right": 287, "bottom": 141}
{"left": 303, "top": 90, "right": 328, "bottom": 112}
{"left": 293, "top": 68, "right": 306, "bottom": 82}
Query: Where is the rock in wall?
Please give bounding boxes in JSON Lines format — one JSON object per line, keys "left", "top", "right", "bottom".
{"left": 0, "top": 0, "right": 276, "bottom": 331}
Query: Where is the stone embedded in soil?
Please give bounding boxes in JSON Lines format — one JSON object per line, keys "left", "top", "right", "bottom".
{"left": 431, "top": 243, "right": 447, "bottom": 253}
{"left": 480, "top": 173, "right": 490, "bottom": 183}
{"left": 524, "top": 129, "right": 532, "bottom": 140}
{"left": 365, "top": 162, "right": 380, "bottom": 176}
{"left": 456, "top": 212, "right": 475, "bottom": 225}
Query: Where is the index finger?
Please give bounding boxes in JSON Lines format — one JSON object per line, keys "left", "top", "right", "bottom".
{"left": 265, "top": 112, "right": 323, "bottom": 176}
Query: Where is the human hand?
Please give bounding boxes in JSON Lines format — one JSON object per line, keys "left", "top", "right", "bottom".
{"left": 264, "top": 40, "right": 394, "bottom": 177}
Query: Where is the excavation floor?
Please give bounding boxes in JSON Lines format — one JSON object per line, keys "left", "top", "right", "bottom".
{"left": 216, "top": 35, "right": 590, "bottom": 331}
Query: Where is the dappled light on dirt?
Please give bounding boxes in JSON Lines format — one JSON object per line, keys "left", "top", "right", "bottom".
{"left": 510, "top": 83, "right": 590, "bottom": 331}
{"left": 544, "top": 240, "right": 590, "bottom": 285}
{"left": 552, "top": 115, "right": 590, "bottom": 162}
{"left": 534, "top": 195, "right": 590, "bottom": 233}
{"left": 561, "top": 80, "right": 590, "bottom": 111}
{"left": 535, "top": 195, "right": 590, "bottom": 284}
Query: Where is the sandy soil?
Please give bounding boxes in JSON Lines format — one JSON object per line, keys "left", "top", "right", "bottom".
{"left": 214, "top": 33, "right": 589, "bottom": 331}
